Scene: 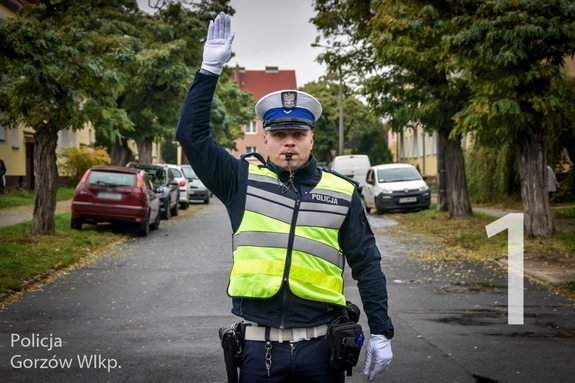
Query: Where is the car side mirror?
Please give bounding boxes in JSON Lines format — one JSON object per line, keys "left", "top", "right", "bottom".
{"left": 422, "top": 175, "right": 428, "bottom": 181}
{"left": 367, "top": 179, "right": 374, "bottom": 185}
{"left": 169, "top": 180, "right": 179, "bottom": 186}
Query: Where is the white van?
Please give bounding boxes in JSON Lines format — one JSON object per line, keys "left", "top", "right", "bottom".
{"left": 329, "top": 155, "right": 371, "bottom": 193}
{"left": 362, "top": 163, "right": 430, "bottom": 214}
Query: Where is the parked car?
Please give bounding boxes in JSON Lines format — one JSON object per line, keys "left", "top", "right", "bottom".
{"left": 165, "top": 164, "right": 191, "bottom": 209}
{"left": 362, "top": 163, "right": 431, "bottom": 214}
{"left": 126, "top": 163, "right": 179, "bottom": 219}
{"left": 329, "top": 155, "right": 371, "bottom": 195}
{"left": 179, "top": 164, "right": 210, "bottom": 204}
{"left": 71, "top": 166, "right": 161, "bottom": 236}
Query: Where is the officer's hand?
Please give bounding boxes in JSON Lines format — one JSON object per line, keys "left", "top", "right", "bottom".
{"left": 201, "top": 12, "right": 235, "bottom": 75}
{"left": 363, "top": 334, "right": 393, "bottom": 381}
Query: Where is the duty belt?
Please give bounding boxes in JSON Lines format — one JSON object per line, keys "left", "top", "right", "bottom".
{"left": 244, "top": 324, "right": 328, "bottom": 343}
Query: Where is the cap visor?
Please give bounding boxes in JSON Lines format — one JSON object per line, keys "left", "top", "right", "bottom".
{"left": 264, "top": 122, "right": 312, "bottom": 131}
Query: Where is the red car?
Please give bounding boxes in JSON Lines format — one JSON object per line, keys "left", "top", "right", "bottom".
{"left": 71, "top": 166, "right": 161, "bottom": 236}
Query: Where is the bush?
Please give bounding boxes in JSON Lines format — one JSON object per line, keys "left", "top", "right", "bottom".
{"left": 59, "top": 147, "right": 111, "bottom": 186}
{"left": 464, "top": 142, "right": 521, "bottom": 204}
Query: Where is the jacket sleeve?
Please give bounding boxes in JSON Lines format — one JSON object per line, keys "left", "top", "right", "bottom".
{"left": 340, "top": 191, "right": 393, "bottom": 334}
{"left": 175, "top": 70, "right": 246, "bottom": 207}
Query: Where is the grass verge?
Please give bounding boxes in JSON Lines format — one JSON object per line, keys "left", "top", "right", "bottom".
{"left": 0, "top": 187, "right": 76, "bottom": 209}
{"left": 0, "top": 213, "right": 128, "bottom": 309}
{"left": 385, "top": 203, "right": 575, "bottom": 298}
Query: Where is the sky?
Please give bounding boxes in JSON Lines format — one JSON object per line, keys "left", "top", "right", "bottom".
{"left": 137, "top": 0, "right": 328, "bottom": 88}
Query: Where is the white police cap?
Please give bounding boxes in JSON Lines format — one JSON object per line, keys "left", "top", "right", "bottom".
{"left": 255, "top": 90, "right": 322, "bottom": 130}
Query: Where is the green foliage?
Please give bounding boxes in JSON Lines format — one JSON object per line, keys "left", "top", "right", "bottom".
{"left": 58, "top": 147, "right": 111, "bottom": 186}
{"left": 210, "top": 69, "right": 257, "bottom": 150}
{"left": 0, "top": 1, "right": 136, "bottom": 140}
{"left": 0, "top": 187, "right": 75, "bottom": 210}
{"left": 160, "top": 139, "right": 178, "bottom": 164}
{"left": 299, "top": 79, "right": 381, "bottom": 163}
{"left": 446, "top": 0, "right": 575, "bottom": 142}
{"left": 353, "top": 126, "right": 393, "bottom": 166}
{"left": 464, "top": 141, "right": 521, "bottom": 204}
{"left": 0, "top": 213, "right": 124, "bottom": 295}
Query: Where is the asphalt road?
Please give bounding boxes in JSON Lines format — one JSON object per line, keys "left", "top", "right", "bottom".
{"left": 0, "top": 198, "right": 573, "bottom": 382}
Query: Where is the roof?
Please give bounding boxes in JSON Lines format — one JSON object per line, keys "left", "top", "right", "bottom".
{"left": 231, "top": 65, "right": 297, "bottom": 100}
{"left": 373, "top": 163, "right": 415, "bottom": 169}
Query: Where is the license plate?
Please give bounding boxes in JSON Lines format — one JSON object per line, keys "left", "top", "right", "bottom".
{"left": 399, "top": 197, "right": 417, "bottom": 203}
{"left": 97, "top": 192, "right": 122, "bottom": 200}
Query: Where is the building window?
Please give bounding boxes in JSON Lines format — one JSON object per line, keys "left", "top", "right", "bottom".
{"left": 419, "top": 132, "right": 424, "bottom": 158}
{"left": 426, "top": 133, "right": 431, "bottom": 156}
{"left": 246, "top": 120, "right": 257, "bottom": 134}
{"left": 412, "top": 132, "right": 418, "bottom": 159}
{"left": 432, "top": 131, "right": 438, "bottom": 157}
{"left": 89, "top": 129, "right": 93, "bottom": 145}
{"left": 61, "top": 128, "right": 70, "bottom": 147}
{"left": 72, "top": 130, "right": 77, "bottom": 147}
{"left": 11, "top": 125, "right": 19, "bottom": 149}
{"left": 246, "top": 146, "right": 257, "bottom": 153}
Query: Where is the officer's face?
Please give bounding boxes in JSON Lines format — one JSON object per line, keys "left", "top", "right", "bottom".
{"left": 263, "top": 129, "right": 313, "bottom": 172}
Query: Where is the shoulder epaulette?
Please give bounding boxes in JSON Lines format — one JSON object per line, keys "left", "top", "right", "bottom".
{"left": 320, "top": 167, "right": 359, "bottom": 188}
{"left": 241, "top": 152, "right": 267, "bottom": 168}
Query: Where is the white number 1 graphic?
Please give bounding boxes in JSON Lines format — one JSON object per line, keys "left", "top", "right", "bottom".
{"left": 485, "top": 214, "right": 524, "bottom": 325}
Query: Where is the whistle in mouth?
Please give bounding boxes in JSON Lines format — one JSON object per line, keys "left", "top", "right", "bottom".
{"left": 285, "top": 153, "right": 293, "bottom": 161}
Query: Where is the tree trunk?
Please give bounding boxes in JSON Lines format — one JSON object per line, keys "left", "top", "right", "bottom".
{"left": 436, "top": 131, "right": 448, "bottom": 212}
{"left": 110, "top": 140, "right": 132, "bottom": 166}
{"left": 438, "top": 128, "right": 473, "bottom": 218}
{"left": 515, "top": 129, "right": 554, "bottom": 238}
{"left": 136, "top": 137, "right": 153, "bottom": 164}
{"left": 31, "top": 128, "right": 59, "bottom": 235}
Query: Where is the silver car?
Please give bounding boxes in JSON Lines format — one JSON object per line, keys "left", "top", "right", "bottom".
{"left": 165, "top": 164, "right": 192, "bottom": 209}
{"left": 179, "top": 164, "right": 210, "bottom": 204}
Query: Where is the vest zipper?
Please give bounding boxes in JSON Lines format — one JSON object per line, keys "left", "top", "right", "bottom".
{"left": 280, "top": 198, "right": 301, "bottom": 329}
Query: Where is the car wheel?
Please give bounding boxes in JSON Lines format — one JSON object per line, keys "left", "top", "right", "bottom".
{"left": 71, "top": 217, "right": 83, "bottom": 230}
{"left": 162, "top": 199, "right": 170, "bottom": 220}
{"left": 150, "top": 210, "right": 160, "bottom": 230}
{"left": 181, "top": 200, "right": 189, "bottom": 210}
{"left": 171, "top": 197, "right": 179, "bottom": 216}
{"left": 137, "top": 215, "right": 150, "bottom": 236}
{"left": 375, "top": 198, "right": 385, "bottom": 215}
{"left": 362, "top": 197, "right": 371, "bottom": 214}
{"left": 203, "top": 194, "right": 210, "bottom": 204}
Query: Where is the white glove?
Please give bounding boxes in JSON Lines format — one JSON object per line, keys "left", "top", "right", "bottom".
{"left": 201, "top": 12, "right": 235, "bottom": 75}
{"left": 363, "top": 334, "right": 393, "bottom": 381}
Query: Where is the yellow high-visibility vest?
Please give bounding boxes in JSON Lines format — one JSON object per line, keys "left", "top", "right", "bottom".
{"left": 227, "top": 164, "right": 355, "bottom": 306}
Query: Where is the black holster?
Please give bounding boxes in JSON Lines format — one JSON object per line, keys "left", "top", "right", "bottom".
{"left": 219, "top": 322, "right": 245, "bottom": 383}
{"left": 326, "top": 302, "right": 364, "bottom": 376}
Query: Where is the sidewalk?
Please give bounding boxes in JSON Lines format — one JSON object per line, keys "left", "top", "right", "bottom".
{"left": 429, "top": 194, "right": 575, "bottom": 287}
{"left": 0, "top": 199, "right": 72, "bottom": 229}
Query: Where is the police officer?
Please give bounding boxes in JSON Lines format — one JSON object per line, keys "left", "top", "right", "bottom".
{"left": 176, "top": 13, "right": 393, "bottom": 382}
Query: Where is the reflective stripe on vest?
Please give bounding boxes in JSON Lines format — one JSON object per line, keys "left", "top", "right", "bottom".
{"left": 227, "top": 164, "right": 354, "bottom": 306}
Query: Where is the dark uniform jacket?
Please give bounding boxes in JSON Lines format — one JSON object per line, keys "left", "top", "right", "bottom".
{"left": 176, "top": 70, "right": 393, "bottom": 334}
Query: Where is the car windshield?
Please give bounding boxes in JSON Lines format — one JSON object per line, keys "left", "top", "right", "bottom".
{"left": 145, "top": 168, "right": 166, "bottom": 185}
{"left": 377, "top": 167, "right": 421, "bottom": 183}
{"left": 87, "top": 171, "right": 136, "bottom": 188}
{"left": 181, "top": 167, "right": 198, "bottom": 179}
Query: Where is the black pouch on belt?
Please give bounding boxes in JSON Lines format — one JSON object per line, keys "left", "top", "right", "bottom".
{"left": 218, "top": 322, "right": 246, "bottom": 383}
{"left": 326, "top": 302, "right": 364, "bottom": 376}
